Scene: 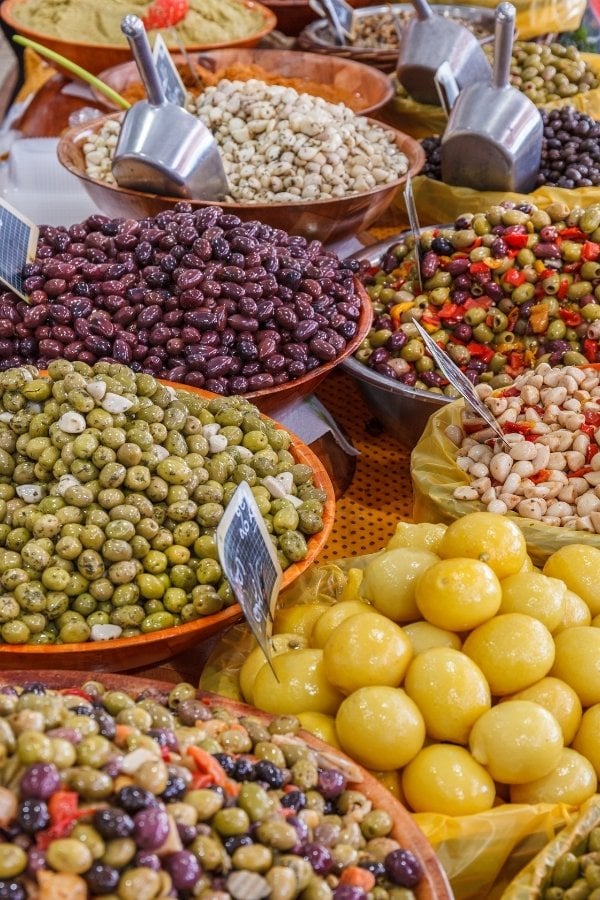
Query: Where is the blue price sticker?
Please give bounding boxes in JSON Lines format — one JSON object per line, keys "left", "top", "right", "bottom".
{"left": 216, "top": 481, "right": 282, "bottom": 664}
{"left": 0, "top": 198, "right": 38, "bottom": 301}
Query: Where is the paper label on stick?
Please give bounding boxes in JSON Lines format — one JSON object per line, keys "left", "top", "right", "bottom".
{"left": 152, "top": 34, "right": 187, "bottom": 106}
{"left": 216, "top": 481, "right": 282, "bottom": 664}
{"left": 0, "top": 197, "right": 38, "bottom": 301}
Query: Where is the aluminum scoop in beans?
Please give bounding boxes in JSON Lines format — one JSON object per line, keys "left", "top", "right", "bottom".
{"left": 449, "top": 363, "right": 600, "bottom": 531}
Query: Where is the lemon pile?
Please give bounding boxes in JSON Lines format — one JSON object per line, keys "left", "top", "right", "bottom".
{"left": 239, "top": 512, "right": 600, "bottom": 817}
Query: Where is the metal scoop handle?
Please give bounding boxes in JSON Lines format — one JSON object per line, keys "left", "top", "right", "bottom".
{"left": 493, "top": 2, "right": 516, "bottom": 89}
{"left": 121, "top": 15, "right": 166, "bottom": 107}
{"left": 409, "top": 0, "right": 433, "bottom": 23}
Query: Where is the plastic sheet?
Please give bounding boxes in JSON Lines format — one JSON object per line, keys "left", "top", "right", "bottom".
{"left": 447, "top": 0, "right": 586, "bottom": 39}
{"left": 411, "top": 398, "right": 600, "bottom": 566}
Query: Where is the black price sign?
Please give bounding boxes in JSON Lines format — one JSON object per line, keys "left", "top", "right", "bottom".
{"left": 152, "top": 34, "right": 187, "bottom": 106}
{"left": 0, "top": 198, "right": 38, "bottom": 301}
{"left": 217, "top": 481, "right": 282, "bottom": 663}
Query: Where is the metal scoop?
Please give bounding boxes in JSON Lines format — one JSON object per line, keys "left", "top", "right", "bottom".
{"left": 396, "top": 0, "right": 492, "bottom": 106}
{"left": 112, "top": 15, "right": 228, "bottom": 201}
{"left": 440, "top": 2, "right": 543, "bottom": 192}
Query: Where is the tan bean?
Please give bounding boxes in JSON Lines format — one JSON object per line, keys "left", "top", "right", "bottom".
{"left": 502, "top": 472, "right": 522, "bottom": 494}
{"left": 573, "top": 433, "right": 590, "bottom": 455}
{"left": 469, "top": 462, "right": 489, "bottom": 479}
{"left": 546, "top": 501, "right": 574, "bottom": 517}
{"left": 541, "top": 386, "right": 568, "bottom": 407}
{"left": 498, "top": 492, "right": 521, "bottom": 509}
{"left": 520, "top": 385, "right": 540, "bottom": 406}
{"left": 541, "top": 516, "right": 562, "bottom": 526}
{"left": 576, "top": 515, "right": 595, "bottom": 531}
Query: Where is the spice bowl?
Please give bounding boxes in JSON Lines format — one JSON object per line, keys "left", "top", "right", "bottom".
{"left": 93, "top": 48, "right": 395, "bottom": 115}
{"left": 0, "top": 0, "right": 277, "bottom": 75}
{"left": 56, "top": 112, "right": 425, "bottom": 244}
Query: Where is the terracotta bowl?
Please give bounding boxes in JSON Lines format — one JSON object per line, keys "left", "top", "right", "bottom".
{"left": 0, "top": 0, "right": 277, "bottom": 75}
{"left": 56, "top": 112, "right": 424, "bottom": 244}
{"left": 0, "top": 381, "right": 336, "bottom": 672}
{"left": 94, "top": 48, "right": 394, "bottom": 116}
{"left": 0, "top": 669, "right": 455, "bottom": 900}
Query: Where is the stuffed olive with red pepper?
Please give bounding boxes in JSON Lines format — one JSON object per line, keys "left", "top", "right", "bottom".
{"left": 357, "top": 201, "right": 600, "bottom": 394}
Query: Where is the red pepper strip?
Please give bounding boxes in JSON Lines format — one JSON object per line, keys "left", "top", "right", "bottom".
{"left": 503, "top": 421, "right": 536, "bottom": 433}
{"left": 186, "top": 746, "right": 240, "bottom": 797}
{"left": 509, "top": 351, "right": 526, "bottom": 371}
{"left": 504, "top": 233, "right": 529, "bottom": 249}
{"left": 467, "top": 342, "right": 495, "bottom": 363}
{"left": 559, "top": 309, "right": 582, "bottom": 327}
{"left": 569, "top": 466, "right": 593, "bottom": 478}
{"left": 581, "top": 424, "right": 597, "bottom": 439}
{"left": 36, "top": 791, "right": 92, "bottom": 849}
{"left": 464, "top": 297, "right": 493, "bottom": 310}
{"left": 160, "top": 746, "right": 171, "bottom": 763}
{"left": 584, "top": 409, "right": 600, "bottom": 427}
{"left": 470, "top": 261, "right": 491, "bottom": 276}
{"left": 437, "top": 303, "right": 462, "bottom": 320}
{"left": 588, "top": 444, "right": 600, "bottom": 463}
{"left": 557, "top": 280, "right": 570, "bottom": 300}
{"left": 583, "top": 241, "right": 600, "bottom": 261}
{"left": 558, "top": 227, "right": 586, "bottom": 240}
{"left": 584, "top": 339, "right": 599, "bottom": 363}
{"left": 60, "top": 688, "right": 93, "bottom": 702}
{"left": 530, "top": 469, "right": 552, "bottom": 484}
{"left": 503, "top": 267, "right": 527, "bottom": 286}
{"left": 190, "top": 773, "right": 213, "bottom": 789}
{"left": 499, "top": 387, "right": 521, "bottom": 397}
{"left": 420, "top": 312, "right": 441, "bottom": 330}
{"left": 564, "top": 262, "right": 582, "bottom": 273}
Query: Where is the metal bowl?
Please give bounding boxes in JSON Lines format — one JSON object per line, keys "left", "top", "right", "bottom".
{"left": 298, "top": 3, "right": 496, "bottom": 72}
{"left": 341, "top": 231, "right": 452, "bottom": 448}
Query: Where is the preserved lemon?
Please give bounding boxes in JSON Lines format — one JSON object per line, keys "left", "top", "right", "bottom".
{"left": 551, "top": 626, "right": 600, "bottom": 707}
{"left": 310, "top": 600, "right": 371, "bottom": 649}
{"left": 572, "top": 704, "right": 600, "bottom": 778}
{"left": 415, "top": 558, "right": 502, "bottom": 632}
{"left": 403, "top": 621, "right": 462, "bottom": 655}
{"left": 360, "top": 548, "right": 439, "bottom": 623}
{"left": 438, "top": 511, "right": 527, "bottom": 579}
{"left": 543, "top": 545, "right": 600, "bottom": 616}
{"left": 386, "top": 521, "right": 446, "bottom": 555}
{"left": 252, "top": 648, "right": 343, "bottom": 716}
{"left": 402, "top": 744, "right": 495, "bottom": 816}
{"left": 239, "top": 633, "right": 307, "bottom": 705}
{"left": 499, "top": 572, "right": 566, "bottom": 633}
{"left": 510, "top": 748, "right": 597, "bottom": 805}
{"left": 554, "top": 589, "right": 592, "bottom": 633}
{"left": 504, "top": 677, "right": 582, "bottom": 745}
{"left": 297, "top": 712, "right": 340, "bottom": 748}
{"left": 272, "top": 603, "right": 330, "bottom": 640}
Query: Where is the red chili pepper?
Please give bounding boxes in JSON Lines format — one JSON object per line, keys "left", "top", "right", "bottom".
{"left": 503, "top": 232, "right": 529, "bottom": 249}
{"left": 559, "top": 309, "right": 582, "bottom": 327}
{"left": 556, "top": 279, "right": 570, "bottom": 300}
{"left": 581, "top": 424, "right": 597, "bottom": 439}
{"left": 464, "top": 297, "right": 493, "bottom": 310}
{"left": 508, "top": 351, "right": 526, "bottom": 372}
{"left": 467, "top": 342, "right": 495, "bottom": 363}
{"left": 437, "top": 303, "right": 462, "bottom": 320}
{"left": 569, "top": 466, "right": 593, "bottom": 478}
{"left": 503, "top": 421, "right": 536, "bottom": 434}
{"left": 584, "top": 409, "right": 600, "bottom": 427}
{"left": 186, "top": 746, "right": 240, "bottom": 797}
{"left": 530, "top": 469, "right": 552, "bottom": 484}
{"left": 36, "top": 791, "right": 93, "bottom": 849}
{"left": 564, "top": 262, "right": 582, "bottom": 273}
{"left": 503, "top": 267, "right": 527, "bottom": 286}
{"left": 582, "top": 241, "right": 600, "bottom": 261}
{"left": 60, "top": 688, "right": 93, "bottom": 702}
{"left": 499, "top": 386, "right": 521, "bottom": 397}
{"left": 558, "top": 227, "right": 586, "bottom": 240}
{"left": 584, "top": 339, "right": 599, "bottom": 363}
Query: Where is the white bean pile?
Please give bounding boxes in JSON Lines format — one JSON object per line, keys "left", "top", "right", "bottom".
{"left": 83, "top": 80, "right": 409, "bottom": 202}
{"left": 448, "top": 364, "right": 600, "bottom": 532}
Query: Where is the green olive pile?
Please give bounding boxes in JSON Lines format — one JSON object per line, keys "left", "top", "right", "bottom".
{"left": 484, "top": 40, "right": 599, "bottom": 105}
{"left": 0, "top": 679, "right": 425, "bottom": 899}
{"left": 542, "top": 828, "right": 600, "bottom": 898}
{"left": 0, "top": 360, "right": 327, "bottom": 646}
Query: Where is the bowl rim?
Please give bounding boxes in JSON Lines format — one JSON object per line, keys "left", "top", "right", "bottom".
{"left": 93, "top": 47, "right": 395, "bottom": 114}
{"left": 301, "top": 1, "right": 496, "bottom": 48}
{"left": 0, "top": 0, "right": 277, "bottom": 52}
{"left": 0, "top": 379, "right": 336, "bottom": 661}
{"left": 56, "top": 111, "right": 426, "bottom": 211}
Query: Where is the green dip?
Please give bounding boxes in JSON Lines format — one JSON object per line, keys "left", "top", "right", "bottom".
{"left": 12, "top": 0, "right": 268, "bottom": 45}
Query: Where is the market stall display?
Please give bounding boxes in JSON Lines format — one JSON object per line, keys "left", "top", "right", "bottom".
{"left": 93, "top": 49, "right": 395, "bottom": 115}
{"left": 0, "top": 671, "right": 453, "bottom": 899}
{"left": 0, "top": 0, "right": 277, "bottom": 73}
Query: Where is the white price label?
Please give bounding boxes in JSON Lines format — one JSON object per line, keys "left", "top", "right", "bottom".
{"left": 0, "top": 197, "right": 38, "bottom": 301}
{"left": 217, "top": 481, "right": 282, "bottom": 663}
{"left": 152, "top": 34, "right": 187, "bottom": 106}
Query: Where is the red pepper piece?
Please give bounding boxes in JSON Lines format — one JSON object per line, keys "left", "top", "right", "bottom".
{"left": 60, "top": 688, "right": 93, "bottom": 702}
{"left": 467, "top": 342, "right": 495, "bottom": 363}
{"left": 530, "top": 469, "right": 552, "bottom": 484}
{"left": 558, "top": 227, "right": 586, "bottom": 240}
{"left": 503, "top": 267, "right": 527, "bottom": 286}
{"left": 559, "top": 309, "right": 582, "bottom": 327}
{"left": 584, "top": 409, "right": 600, "bottom": 427}
{"left": 437, "top": 303, "right": 462, "bottom": 319}
{"left": 583, "top": 241, "right": 600, "bottom": 261}
{"left": 503, "top": 232, "right": 529, "bottom": 249}
{"left": 588, "top": 444, "right": 600, "bottom": 463}
{"left": 584, "top": 339, "right": 599, "bottom": 363}
{"left": 37, "top": 791, "right": 93, "bottom": 849}
{"left": 499, "top": 387, "right": 521, "bottom": 397}
{"left": 569, "top": 466, "right": 593, "bottom": 478}
{"left": 464, "top": 297, "right": 493, "bottom": 310}
{"left": 143, "top": 0, "right": 188, "bottom": 29}
{"left": 581, "top": 424, "right": 597, "bottom": 439}
{"left": 503, "top": 420, "right": 536, "bottom": 434}
{"left": 556, "top": 279, "right": 570, "bottom": 300}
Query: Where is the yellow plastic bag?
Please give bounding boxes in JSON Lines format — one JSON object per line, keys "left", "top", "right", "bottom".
{"left": 437, "top": 0, "right": 585, "bottom": 39}
{"left": 411, "top": 399, "right": 600, "bottom": 566}
{"left": 386, "top": 52, "right": 600, "bottom": 140}
{"left": 409, "top": 176, "right": 600, "bottom": 226}
{"left": 501, "top": 795, "right": 600, "bottom": 898}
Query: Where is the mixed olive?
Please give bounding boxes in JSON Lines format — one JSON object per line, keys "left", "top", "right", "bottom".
{"left": 421, "top": 106, "right": 600, "bottom": 188}
{"left": 542, "top": 827, "right": 600, "bottom": 898}
{"left": 0, "top": 679, "right": 425, "bottom": 899}
{"left": 0, "top": 361, "right": 327, "bottom": 646}
{"left": 356, "top": 201, "right": 600, "bottom": 394}
{"left": 9, "top": 205, "right": 363, "bottom": 394}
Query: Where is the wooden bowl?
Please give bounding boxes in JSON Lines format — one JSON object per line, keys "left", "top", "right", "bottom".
{"left": 56, "top": 112, "right": 425, "bottom": 244}
{"left": 0, "top": 0, "right": 277, "bottom": 75}
{"left": 0, "top": 383, "right": 336, "bottom": 672}
{"left": 0, "top": 669, "right": 454, "bottom": 900}
{"left": 94, "top": 48, "right": 394, "bottom": 116}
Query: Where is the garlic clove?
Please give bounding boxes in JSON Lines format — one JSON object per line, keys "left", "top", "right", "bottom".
{"left": 209, "top": 434, "right": 228, "bottom": 454}
{"left": 101, "top": 393, "right": 133, "bottom": 413}
{"left": 0, "top": 413, "right": 13, "bottom": 423}
{"left": 202, "top": 423, "right": 221, "bottom": 439}
{"left": 90, "top": 624, "right": 123, "bottom": 642}
{"left": 86, "top": 380, "right": 107, "bottom": 401}
{"left": 284, "top": 493, "right": 303, "bottom": 509}
{"left": 262, "top": 475, "right": 287, "bottom": 499}
{"left": 275, "top": 472, "right": 294, "bottom": 496}
{"left": 58, "top": 411, "right": 87, "bottom": 434}
{"left": 16, "top": 484, "right": 46, "bottom": 503}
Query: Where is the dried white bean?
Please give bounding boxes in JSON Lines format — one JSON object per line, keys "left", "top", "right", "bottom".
{"left": 573, "top": 433, "right": 590, "bottom": 455}
{"left": 541, "top": 516, "right": 562, "bottom": 526}
{"left": 498, "top": 492, "right": 521, "bottom": 510}
{"left": 469, "top": 462, "right": 489, "bottom": 479}
{"left": 512, "top": 460, "right": 535, "bottom": 477}
{"left": 576, "top": 493, "right": 600, "bottom": 516}
{"left": 565, "top": 451, "right": 586, "bottom": 471}
{"left": 546, "top": 501, "right": 574, "bottom": 518}
{"left": 584, "top": 471, "right": 600, "bottom": 486}
{"left": 576, "top": 515, "right": 595, "bottom": 531}
{"left": 481, "top": 487, "right": 497, "bottom": 504}
{"left": 471, "top": 476, "right": 492, "bottom": 493}
{"left": 547, "top": 452, "right": 568, "bottom": 470}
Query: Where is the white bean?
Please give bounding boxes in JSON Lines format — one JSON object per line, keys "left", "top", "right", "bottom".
{"left": 470, "top": 477, "right": 492, "bottom": 493}
{"left": 584, "top": 471, "right": 600, "bottom": 486}
{"left": 512, "top": 460, "right": 535, "bottom": 477}
{"left": 576, "top": 515, "right": 595, "bottom": 531}
{"left": 467, "top": 445, "right": 492, "bottom": 463}
{"left": 444, "top": 425, "right": 464, "bottom": 446}
{"left": 532, "top": 444, "right": 551, "bottom": 472}
{"left": 456, "top": 456, "right": 472, "bottom": 472}
{"left": 485, "top": 397, "right": 508, "bottom": 417}
{"left": 481, "top": 487, "right": 497, "bottom": 504}
{"left": 546, "top": 501, "right": 574, "bottom": 518}
{"left": 502, "top": 472, "right": 522, "bottom": 494}
{"left": 547, "top": 452, "right": 568, "bottom": 470}
{"left": 498, "top": 493, "right": 521, "bottom": 510}
{"left": 541, "top": 516, "right": 562, "bottom": 526}
{"left": 542, "top": 370, "right": 561, "bottom": 387}
{"left": 557, "top": 484, "right": 579, "bottom": 504}
{"left": 469, "top": 462, "right": 489, "bottom": 479}
{"left": 521, "top": 385, "right": 540, "bottom": 406}
{"left": 573, "top": 433, "right": 590, "bottom": 455}
{"left": 541, "top": 386, "right": 568, "bottom": 407}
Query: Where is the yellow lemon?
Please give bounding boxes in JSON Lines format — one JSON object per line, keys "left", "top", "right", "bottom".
{"left": 551, "top": 626, "right": 600, "bottom": 707}
{"left": 387, "top": 522, "right": 447, "bottom": 555}
{"left": 509, "top": 748, "right": 597, "bottom": 806}
{"left": 543, "top": 545, "right": 600, "bottom": 616}
{"left": 572, "top": 705, "right": 600, "bottom": 778}
{"left": 402, "top": 744, "right": 496, "bottom": 816}
{"left": 335, "top": 686, "right": 425, "bottom": 771}
{"left": 403, "top": 621, "right": 462, "bottom": 655}
{"left": 360, "top": 548, "right": 439, "bottom": 623}
{"left": 438, "top": 511, "right": 527, "bottom": 579}
{"left": 462, "top": 613, "right": 555, "bottom": 696}
{"left": 415, "top": 558, "right": 502, "bottom": 632}
{"left": 252, "top": 648, "right": 343, "bottom": 716}
{"left": 310, "top": 600, "right": 371, "bottom": 649}
{"left": 368, "top": 769, "right": 405, "bottom": 803}
{"left": 323, "top": 612, "right": 413, "bottom": 694}
{"left": 297, "top": 712, "right": 340, "bottom": 748}
{"left": 403, "top": 647, "right": 491, "bottom": 744}
{"left": 499, "top": 572, "right": 566, "bottom": 633}
{"left": 273, "top": 603, "right": 330, "bottom": 640}
{"left": 504, "top": 677, "right": 582, "bottom": 745}
{"left": 239, "top": 633, "right": 307, "bottom": 705}
{"left": 469, "top": 700, "right": 563, "bottom": 784}
{"left": 518, "top": 555, "right": 536, "bottom": 573}
{"left": 554, "top": 589, "right": 592, "bottom": 633}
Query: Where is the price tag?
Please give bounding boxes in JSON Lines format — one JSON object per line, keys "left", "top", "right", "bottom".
{"left": 152, "top": 33, "right": 187, "bottom": 106}
{"left": 0, "top": 198, "right": 38, "bottom": 301}
{"left": 216, "top": 481, "right": 283, "bottom": 666}
{"left": 434, "top": 62, "right": 460, "bottom": 117}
